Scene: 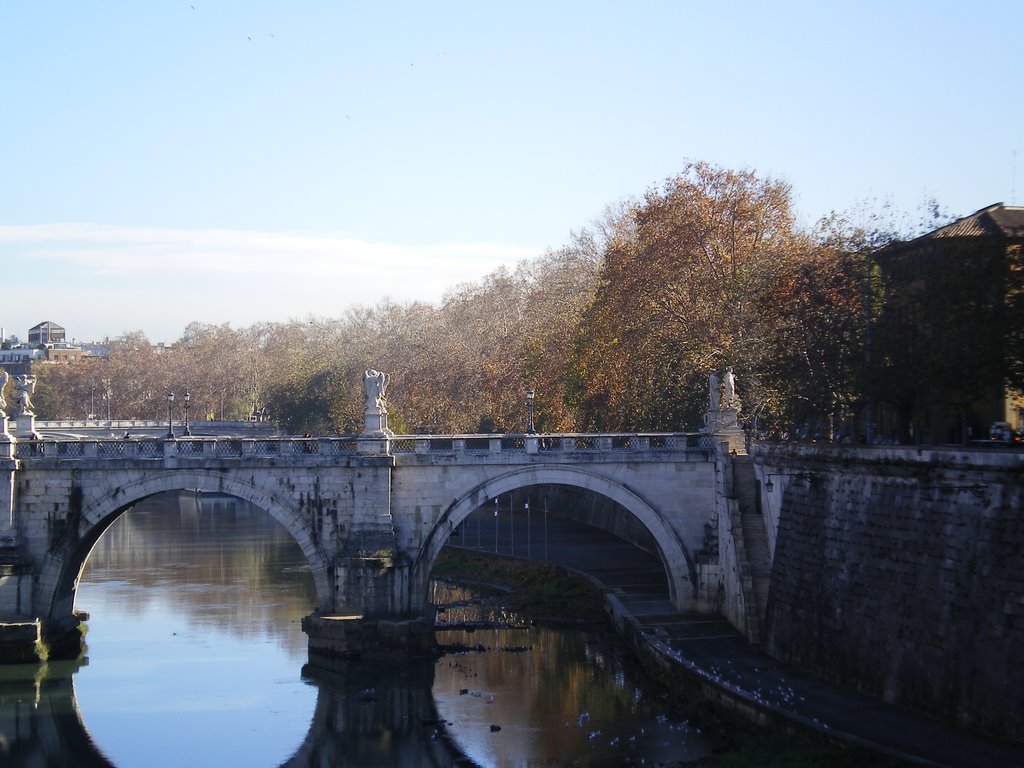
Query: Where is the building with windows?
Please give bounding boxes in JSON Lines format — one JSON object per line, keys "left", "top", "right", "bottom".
{"left": 0, "top": 347, "right": 47, "bottom": 376}
{"left": 871, "top": 203, "right": 1024, "bottom": 443}
{"left": 0, "top": 322, "right": 86, "bottom": 377}
{"left": 28, "top": 321, "right": 66, "bottom": 345}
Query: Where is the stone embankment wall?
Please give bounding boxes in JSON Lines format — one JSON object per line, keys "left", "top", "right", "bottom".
{"left": 754, "top": 444, "right": 1023, "bottom": 742}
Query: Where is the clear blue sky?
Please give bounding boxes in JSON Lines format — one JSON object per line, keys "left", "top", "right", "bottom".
{"left": 2, "top": 1, "right": 1019, "bottom": 343}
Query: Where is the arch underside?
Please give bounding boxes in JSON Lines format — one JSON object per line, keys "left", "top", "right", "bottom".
{"left": 41, "top": 470, "right": 330, "bottom": 621}
{"left": 412, "top": 466, "right": 697, "bottom": 612}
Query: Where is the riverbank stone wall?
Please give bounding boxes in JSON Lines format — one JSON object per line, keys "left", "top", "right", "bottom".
{"left": 756, "top": 445, "right": 1024, "bottom": 742}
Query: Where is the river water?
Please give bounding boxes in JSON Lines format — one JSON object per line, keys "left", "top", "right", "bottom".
{"left": 0, "top": 491, "right": 713, "bottom": 767}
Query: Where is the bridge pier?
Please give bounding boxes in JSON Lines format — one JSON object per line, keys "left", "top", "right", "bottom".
{"left": 0, "top": 620, "right": 42, "bottom": 663}
{"left": 41, "top": 612, "right": 88, "bottom": 660}
{"left": 304, "top": 550, "right": 437, "bottom": 659}
{"left": 302, "top": 611, "right": 436, "bottom": 660}
{"left": 0, "top": 613, "right": 87, "bottom": 664}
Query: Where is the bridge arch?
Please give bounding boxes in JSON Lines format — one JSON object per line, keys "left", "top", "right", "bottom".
{"left": 410, "top": 465, "right": 697, "bottom": 613}
{"left": 39, "top": 469, "right": 331, "bottom": 623}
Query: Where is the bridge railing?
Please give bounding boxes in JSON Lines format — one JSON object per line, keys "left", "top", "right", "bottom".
{"left": 11, "top": 432, "right": 714, "bottom": 461}
{"left": 386, "top": 433, "right": 714, "bottom": 456}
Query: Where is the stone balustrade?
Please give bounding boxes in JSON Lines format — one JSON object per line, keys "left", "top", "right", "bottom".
{"left": 11, "top": 432, "right": 715, "bottom": 462}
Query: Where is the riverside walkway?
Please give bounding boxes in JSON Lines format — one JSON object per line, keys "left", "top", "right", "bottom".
{"left": 455, "top": 509, "right": 1024, "bottom": 768}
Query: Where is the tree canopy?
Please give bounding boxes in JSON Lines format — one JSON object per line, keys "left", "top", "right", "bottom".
{"left": 29, "top": 162, "right": 980, "bottom": 441}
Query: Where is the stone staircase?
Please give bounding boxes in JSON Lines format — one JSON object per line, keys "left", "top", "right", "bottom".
{"left": 732, "top": 455, "right": 772, "bottom": 643}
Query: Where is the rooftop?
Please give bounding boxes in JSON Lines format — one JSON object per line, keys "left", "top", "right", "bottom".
{"left": 928, "top": 202, "right": 1024, "bottom": 239}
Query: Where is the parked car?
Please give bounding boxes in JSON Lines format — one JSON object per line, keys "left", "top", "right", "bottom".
{"left": 988, "top": 421, "right": 1023, "bottom": 446}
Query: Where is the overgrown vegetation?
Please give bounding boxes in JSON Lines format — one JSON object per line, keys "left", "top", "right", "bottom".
{"left": 432, "top": 548, "right": 608, "bottom": 625}
{"left": 24, "top": 161, "right": 972, "bottom": 440}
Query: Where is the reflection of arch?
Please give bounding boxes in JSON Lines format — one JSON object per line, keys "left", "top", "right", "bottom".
{"left": 283, "top": 660, "right": 466, "bottom": 767}
{"left": 39, "top": 470, "right": 331, "bottom": 622}
{"left": 411, "top": 466, "right": 697, "bottom": 611}
{"left": 1, "top": 658, "right": 466, "bottom": 767}
{"left": 0, "top": 661, "right": 115, "bottom": 767}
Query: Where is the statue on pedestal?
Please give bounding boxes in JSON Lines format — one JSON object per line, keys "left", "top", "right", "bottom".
{"left": 362, "top": 369, "right": 393, "bottom": 436}
{"left": 723, "top": 367, "right": 738, "bottom": 410}
{"left": 364, "top": 370, "right": 389, "bottom": 412}
{"left": 14, "top": 375, "right": 36, "bottom": 416}
{"left": 704, "top": 368, "right": 742, "bottom": 451}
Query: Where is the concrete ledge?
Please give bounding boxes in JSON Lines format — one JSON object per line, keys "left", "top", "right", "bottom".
{"left": 0, "top": 619, "right": 44, "bottom": 664}
{"left": 302, "top": 612, "right": 437, "bottom": 661}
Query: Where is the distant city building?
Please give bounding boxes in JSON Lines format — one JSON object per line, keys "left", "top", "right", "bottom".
{"left": 0, "top": 347, "right": 47, "bottom": 376}
{"left": 0, "top": 321, "right": 87, "bottom": 376}
{"left": 80, "top": 341, "right": 110, "bottom": 358}
{"left": 28, "top": 321, "right": 66, "bottom": 345}
{"left": 872, "top": 202, "right": 1024, "bottom": 443}
{"left": 43, "top": 342, "right": 86, "bottom": 364}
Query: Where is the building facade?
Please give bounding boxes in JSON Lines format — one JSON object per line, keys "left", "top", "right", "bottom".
{"left": 1, "top": 322, "right": 85, "bottom": 377}
{"left": 27, "top": 321, "right": 66, "bottom": 346}
{"left": 871, "top": 203, "right": 1024, "bottom": 443}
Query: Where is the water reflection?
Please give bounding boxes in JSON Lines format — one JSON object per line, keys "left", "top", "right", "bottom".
{"left": 74, "top": 491, "right": 319, "bottom": 767}
{"left": 434, "top": 627, "right": 709, "bottom": 767}
{"left": 0, "top": 657, "right": 465, "bottom": 768}
{"left": 82, "top": 491, "right": 312, "bottom": 654}
{"left": 290, "top": 659, "right": 464, "bottom": 768}
{"left": 0, "top": 491, "right": 712, "bottom": 767}
{"left": 0, "top": 661, "right": 113, "bottom": 767}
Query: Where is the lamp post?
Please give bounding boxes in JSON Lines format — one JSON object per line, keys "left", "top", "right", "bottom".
{"left": 526, "top": 388, "right": 535, "bottom": 434}
{"left": 104, "top": 380, "right": 112, "bottom": 420}
{"left": 183, "top": 390, "right": 192, "bottom": 436}
{"left": 166, "top": 390, "right": 175, "bottom": 439}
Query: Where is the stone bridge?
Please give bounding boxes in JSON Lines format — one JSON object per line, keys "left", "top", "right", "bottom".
{"left": 0, "top": 430, "right": 734, "bottom": 659}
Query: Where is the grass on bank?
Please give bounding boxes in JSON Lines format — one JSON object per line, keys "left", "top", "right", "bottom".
{"left": 432, "top": 547, "right": 609, "bottom": 625}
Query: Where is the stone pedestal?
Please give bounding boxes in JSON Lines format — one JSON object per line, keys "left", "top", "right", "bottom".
{"left": 703, "top": 408, "right": 746, "bottom": 454}
{"left": 0, "top": 420, "right": 12, "bottom": 463}
{"left": 362, "top": 408, "right": 392, "bottom": 438}
{"left": 14, "top": 413, "right": 38, "bottom": 440}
